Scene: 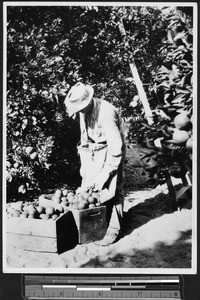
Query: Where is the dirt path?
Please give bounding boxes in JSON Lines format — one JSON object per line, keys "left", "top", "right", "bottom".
{"left": 6, "top": 146, "right": 193, "bottom": 270}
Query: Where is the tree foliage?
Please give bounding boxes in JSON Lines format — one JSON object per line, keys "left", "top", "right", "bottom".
{"left": 6, "top": 5, "right": 193, "bottom": 199}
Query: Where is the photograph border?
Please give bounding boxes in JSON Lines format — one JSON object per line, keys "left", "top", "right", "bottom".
{"left": 2, "top": 1, "right": 198, "bottom": 274}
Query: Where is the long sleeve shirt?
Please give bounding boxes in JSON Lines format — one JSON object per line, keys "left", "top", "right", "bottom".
{"left": 79, "top": 98, "right": 126, "bottom": 175}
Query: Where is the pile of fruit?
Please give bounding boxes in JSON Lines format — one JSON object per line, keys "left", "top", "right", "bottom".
{"left": 68, "top": 191, "right": 101, "bottom": 210}
{"left": 6, "top": 198, "right": 66, "bottom": 221}
{"left": 6, "top": 188, "right": 101, "bottom": 220}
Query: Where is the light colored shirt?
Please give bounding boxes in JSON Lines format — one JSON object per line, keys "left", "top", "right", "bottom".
{"left": 79, "top": 98, "right": 125, "bottom": 175}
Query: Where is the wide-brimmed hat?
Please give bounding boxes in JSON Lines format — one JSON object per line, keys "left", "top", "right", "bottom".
{"left": 64, "top": 82, "right": 94, "bottom": 117}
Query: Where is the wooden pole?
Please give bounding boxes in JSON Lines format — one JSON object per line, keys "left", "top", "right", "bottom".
{"left": 118, "top": 19, "right": 154, "bottom": 125}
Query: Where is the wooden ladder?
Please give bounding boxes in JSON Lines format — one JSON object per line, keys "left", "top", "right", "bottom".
{"left": 165, "top": 171, "right": 192, "bottom": 211}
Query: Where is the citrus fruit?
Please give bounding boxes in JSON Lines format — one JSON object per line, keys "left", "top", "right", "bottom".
{"left": 82, "top": 192, "right": 90, "bottom": 201}
{"left": 52, "top": 214, "right": 59, "bottom": 221}
{"left": 186, "top": 137, "right": 193, "bottom": 150}
{"left": 174, "top": 113, "right": 191, "bottom": 129}
{"left": 133, "top": 95, "right": 140, "bottom": 102}
{"left": 25, "top": 146, "right": 34, "bottom": 155}
{"left": 12, "top": 210, "right": 21, "bottom": 217}
{"left": 52, "top": 195, "right": 61, "bottom": 204}
{"left": 62, "top": 189, "right": 68, "bottom": 196}
{"left": 45, "top": 206, "right": 55, "bottom": 216}
{"left": 30, "top": 152, "right": 38, "bottom": 160}
{"left": 77, "top": 201, "right": 88, "bottom": 210}
{"left": 28, "top": 213, "right": 35, "bottom": 219}
{"left": 88, "top": 196, "right": 96, "bottom": 204}
{"left": 40, "top": 214, "right": 50, "bottom": 220}
{"left": 55, "top": 189, "right": 62, "bottom": 199}
{"left": 61, "top": 196, "right": 67, "bottom": 202}
{"left": 67, "top": 195, "right": 75, "bottom": 203}
{"left": 172, "top": 129, "right": 189, "bottom": 144}
{"left": 67, "top": 192, "right": 74, "bottom": 198}
{"left": 36, "top": 205, "right": 45, "bottom": 214}
{"left": 56, "top": 205, "right": 64, "bottom": 213}
{"left": 20, "top": 212, "right": 28, "bottom": 218}
{"left": 61, "top": 199, "right": 68, "bottom": 206}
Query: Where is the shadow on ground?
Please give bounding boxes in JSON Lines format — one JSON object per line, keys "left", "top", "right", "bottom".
{"left": 80, "top": 229, "right": 192, "bottom": 269}
{"left": 121, "top": 192, "right": 174, "bottom": 238}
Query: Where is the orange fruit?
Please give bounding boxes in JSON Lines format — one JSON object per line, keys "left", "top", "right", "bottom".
{"left": 67, "top": 195, "right": 75, "bottom": 204}
{"left": 20, "top": 212, "right": 28, "bottom": 218}
{"left": 89, "top": 203, "right": 96, "bottom": 209}
{"left": 40, "top": 214, "right": 50, "bottom": 220}
{"left": 133, "top": 95, "right": 140, "bottom": 102}
{"left": 45, "top": 206, "right": 55, "bottom": 216}
{"left": 55, "top": 189, "right": 62, "bottom": 199}
{"left": 77, "top": 201, "right": 88, "bottom": 210}
{"left": 28, "top": 213, "right": 35, "bottom": 219}
{"left": 81, "top": 192, "right": 90, "bottom": 201}
{"left": 67, "top": 192, "right": 74, "bottom": 199}
{"left": 62, "top": 189, "right": 68, "bottom": 196}
{"left": 36, "top": 205, "right": 45, "bottom": 214}
{"left": 174, "top": 113, "right": 191, "bottom": 129}
{"left": 25, "top": 146, "right": 34, "bottom": 155}
{"left": 56, "top": 205, "right": 64, "bottom": 213}
{"left": 88, "top": 196, "right": 96, "bottom": 204}
{"left": 52, "top": 195, "right": 61, "bottom": 204}
{"left": 52, "top": 214, "right": 59, "bottom": 221}
{"left": 12, "top": 210, "right": 21, "bottom": 217}
{"left": 61, "top": 196, "right": 67, "bottom": 202}
{"left": 186, "top": 137, "right": 193, "bottom": 150}
{"left": 172, "top": 129, "right": 189, "bottom": 144}
{"left": 30, "top": 152, "right": 38, "bottom": 160}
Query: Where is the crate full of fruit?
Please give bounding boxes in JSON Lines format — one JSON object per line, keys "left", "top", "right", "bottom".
{"left": 39, "top": 188, "right": 107, "bottom": 244}
{"left": 6, "top": 197, "right": 78, "bottom": 254}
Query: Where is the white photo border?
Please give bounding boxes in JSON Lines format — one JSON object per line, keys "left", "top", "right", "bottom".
{"left": 3, "top": 1, "right": 198, "bottom": 274}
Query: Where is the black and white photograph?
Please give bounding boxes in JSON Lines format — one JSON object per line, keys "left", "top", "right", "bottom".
{"left": 3, "top": 2, "right": 197, "bottom": 273}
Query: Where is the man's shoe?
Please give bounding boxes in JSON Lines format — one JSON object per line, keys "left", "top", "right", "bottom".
{"left": 95, "top": 229, "right": 120, "bottom": 246}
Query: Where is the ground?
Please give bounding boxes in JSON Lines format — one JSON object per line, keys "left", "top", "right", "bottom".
{"left": 6, "top": 145, "right": 193, "bottom": 270}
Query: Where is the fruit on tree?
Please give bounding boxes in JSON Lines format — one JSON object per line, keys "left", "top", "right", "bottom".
{"left": 133, "top": 95, "right": 140, "bottom": 101}
{"left": 25, "top": 146, "right": 34, "bottom": 155}
{"left": 174, "top": 113, "right": 191, "bottom": 130}
{"left": 172, "top": 129, "right": 189, "bottom": 144}
{"left": 30, "top": 152, "right": 38, "bottom": 160}
{"left": 186, "top": 137, "right": 193, "bottom": 150}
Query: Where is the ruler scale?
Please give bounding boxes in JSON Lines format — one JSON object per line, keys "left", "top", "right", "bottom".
{"left": 23, "top": 275, "right": 182, "bottom": 299}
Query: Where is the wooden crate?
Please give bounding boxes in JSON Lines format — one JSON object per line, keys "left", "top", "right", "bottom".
{"left": 39, "top": 194, "right": 107, "bottom": 244}
{"left": 6, "top": 210, "right": 78, "bottom": 253}
{"left": 71, "top": 206, "right": 107, "bottom": 244}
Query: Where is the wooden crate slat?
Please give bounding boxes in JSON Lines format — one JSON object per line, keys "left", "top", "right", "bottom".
{"left": 7, "top": 232, "right": 57, "bottom": 253}
{"left": 6, "top": 217, "right": 57, "bottom": 238}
